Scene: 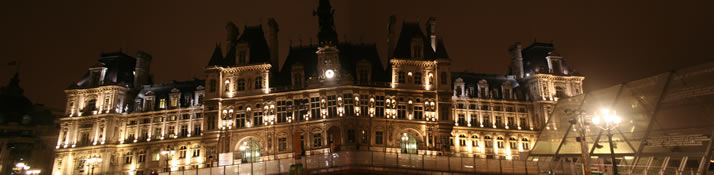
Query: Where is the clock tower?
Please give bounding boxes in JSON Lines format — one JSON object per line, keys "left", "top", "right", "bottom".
{"left": 317, "top": 44, "right": 340, "bottom": 80}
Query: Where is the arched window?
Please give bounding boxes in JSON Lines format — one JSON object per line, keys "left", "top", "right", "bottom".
{"left": 239, "top": 141, "right": 261, "bottom": 163}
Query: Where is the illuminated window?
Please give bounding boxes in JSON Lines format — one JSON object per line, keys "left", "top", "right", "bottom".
{"left": 159, "top": 99, "right": 166, "bottom": 109}
{"left": 179, "top": 146, "right": 187, "bottom": 159}
{"left": 170, "top": 97, "right": 178, "bottom": 107}
{"left": 138, "top": 151, "right": 146, "bottom": 162}
{"left": 193, "top": 145, "right": 200, "bottom": 157}
{"left": 125, "top": 152, "right": 133, "bottom": 164}
{"left": 152, "top": 153, "right": 160, "bottom": 161}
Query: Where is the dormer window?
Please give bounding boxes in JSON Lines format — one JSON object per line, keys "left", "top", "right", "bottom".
{"left": 411, "top": 37, "right": 424, "bottom": 58}
{"left": 159, "top": 99, "right": 166, "bottom": 109}
{"left": 88, "top": 67, "right": 107, "bottom": 87}
{"left": 237, "top": 44, "right": 250, "bottom": 65}
{"left": 478, "top": 80, "right": 489, "bottom": 98}
{"left": 170, "top": 96, "right": 178, "bottom": 107}
{"left": 356, "top": 59, "right": 371, "bottom": 83}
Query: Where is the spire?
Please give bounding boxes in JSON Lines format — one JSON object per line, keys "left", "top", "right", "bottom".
{"left": 226, "top": 22, "right": 240, "bottom": 43}
{"left": 208, "top": 43, "right": 224, "bottom": 66}
{"left": 314, "top": 0, "right": 338, "bottom": 45}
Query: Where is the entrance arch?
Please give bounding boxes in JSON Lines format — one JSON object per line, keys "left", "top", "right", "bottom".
{"left": 237, "top": 141, "right": 260, "bottom": 163}
{"left": 327, "top": 126, "right": 341, "bottom": 152}
{"left": 400, "top": 133, "right": 418, "bottom": 154}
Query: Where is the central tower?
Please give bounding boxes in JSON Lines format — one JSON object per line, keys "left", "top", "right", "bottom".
{"left": 314, "top": 0, "right": 338, "bottom": 44}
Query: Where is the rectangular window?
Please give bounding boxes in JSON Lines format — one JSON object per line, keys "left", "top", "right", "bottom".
{"left": 159, "top": 99, "right": 167, "bottom": 109}
{"left": 376, "top": 96, "right": 385, "bottom": 117}
{"left": 458, "top": 114, "right": 466, "bottom": 126}
{"left": 510, "top": 142, "right": 518, "bottom": 149}
{"left": 138, "top": 152, "right": 146, "bottom": 163}
{"left": 483, "top": 115, "right": 491, "bottom": 127}
{"left": 277, "top": 101, "right": 287, "bottom": 123}
{"left": 497, "top": 140, "right": 504, "bottom": 148}
{"left": 361, "top": 130, "right": 368, "bottom": 144}
{"left": 495, "top": 116, "right": 503, "bottom": 128}
{"left": 152, "top": 153, "right": 160, "bottom": 161}
{"left": 278, "top": 137, "right": 287, "bottom": 152}
{"left": 193, "top": 124, "right": 201, "bottom": 135}
{"left": 398, "top": 72, "right": 405, "bottom": 83}
{"left": 154, "top": 128, "right": 161, "bottom": 139}
{"left": 125, "top": 152, "right": 133, "bottom": 164}
{"left": 397, "top": 105, "right": 406, "bottom": 119}
{"left": 237, "top": 79, "right": 245, "bottom": 91}
{"left": 310, "top": 97, "right": 320, "bottom": 119}
{"left": 236, "top": 113, "right": 246, "bottom": 128}
{"left": 520, "top": 118, "right": 527, "bottom": 128}
{"left": 153, "top": 117, "right": 163, "bottom": 123}
{"left": 360, "top": 95, "right": 369, "bottom": 117}
{"left": 343, "top": 94, "right": 354, "bottom": 116}
{"left": 255, "top": 77, "right": 263, "bottom": 89}
{"left": 415, "top": 72, "right": 422, "bottom": 84}
{"left": 180, "top": 125, "right": 188, "bottom": 137}
{"left": 327, "top": 95, "right": 337, "bottom": 118}
{"left": 313, "top": 133, "right": 322, "bottom": 147}
{"left": 168, "top": 126, "right": 175, "bottom": 138}
{"left": 210, "top": 80, "right": 217, "bottom": 92}
{"left": 414, "top": 106, "right": 423, "bottom": 120}
{"left": 193, "top": 148, "right": 200, "bottom": 157}
{"left": 375, "top": 131, "right": 383, "bottom": 144}
{"left": 347, "top": 129, "right": 355, "bottom": 143}
{"left": 170, "top": 97, "right": 178, "bottom": 107}
{"left": 253, "top": 111, "right": 263, "bottom": 126}
{"left": 440, "top": 72, "right": 447, "bottom": 84}
{"left": 508, "top": 117, "right": 515, "bottom": 128}
{"left": 207, "top": 115, "right": 216, "bottom": 130}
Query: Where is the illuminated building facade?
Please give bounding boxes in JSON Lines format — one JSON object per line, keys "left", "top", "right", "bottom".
{"left": 52, "top": 0, "right": 584, "bottom": 174}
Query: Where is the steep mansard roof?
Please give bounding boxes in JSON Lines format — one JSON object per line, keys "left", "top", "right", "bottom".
{"left": 276, "top": 43, "right": 388, "bottom": 87}
{"left": 132, "top": 79, "right": 205, "bottom": 113}
{"left": 451, "top": 72, "right": 526, "bottom": 101}
{"left": 521, "top": 42, "right": 578, "bottom": 76}
{"left": 392, "top": 22, "right": 437, "bottom": 60}
{"left": 69, "top": 52, "right": 137, "bottom": 89}
{"left": 208, "top": 25, "right": 272, "bottom": 67}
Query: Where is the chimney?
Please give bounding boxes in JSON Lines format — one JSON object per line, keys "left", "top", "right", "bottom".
{"left": 509, "top": 42, "right": 524, "bottom": 78}
{"left": 387, "top": 15, "right": 398, "bottom": 59}
{"left": 266, "top": 18, "right": 280, "bottom": 74}
{"left": 426, "top": 17, "right": 437, "bottom": 52}
{"left": 134, "top": 51, "right": 152, "bottom": 89}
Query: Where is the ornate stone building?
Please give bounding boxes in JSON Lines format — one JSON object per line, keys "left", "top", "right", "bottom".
{"left": 52, "top": 0, "right": 584, "bottom": 174}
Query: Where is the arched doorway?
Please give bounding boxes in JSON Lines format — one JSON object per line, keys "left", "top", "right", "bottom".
{"left": 327, "top": 126, "right": 341, "bottom": 152}
{"left": 400, "top": 133, "right": 418, "bottom": 154}
{"left": 238, "top": 141, "right": 260, "bottom": 163}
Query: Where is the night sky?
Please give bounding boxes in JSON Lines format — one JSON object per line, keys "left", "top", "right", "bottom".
{"left": 1, "top": 0, "right": 713, "bottom": 110}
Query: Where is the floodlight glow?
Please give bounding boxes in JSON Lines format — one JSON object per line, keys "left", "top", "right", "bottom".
{"left": 325, "top": 69, "right": 335, "bottom": 79}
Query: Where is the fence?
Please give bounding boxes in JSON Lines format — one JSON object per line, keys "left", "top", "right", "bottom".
{"left": 156, "top": 151, "right": 543, "bottom": 175}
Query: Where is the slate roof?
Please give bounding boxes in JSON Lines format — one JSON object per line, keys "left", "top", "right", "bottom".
{"left": 451, "top": 72, "right": 526, "bottom": 101}
{"left": 521, "top": 42, "right": 577, "bottom": 76}
{"left": 392, "top": 23, "right": 437, "bottom": 60}
{"left": 69, "top": 52, "right": 137, "bottom": 89}
{"left": 277, "top": 43, "right": 387, "bottom": 87}
{"left": 133, "top": 79, "right": 205, "bottom": 113}
{"left": 208, "top": 25, "right": 272, "bottom": 67}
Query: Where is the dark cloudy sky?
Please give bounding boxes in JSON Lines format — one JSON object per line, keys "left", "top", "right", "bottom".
{"left": 1, "top": 0, "right": 713, "bottom": 110}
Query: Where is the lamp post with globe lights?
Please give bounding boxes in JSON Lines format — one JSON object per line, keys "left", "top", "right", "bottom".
{"left": 86, "top": 156, "right": 103, "bottom": 175}
{"left": 592, "top": 109, "right": 622, "bottom": 175}
{"left": 15, "top": 162, "right": 30, "bottom": 174}
{"left": 161, "top": 146, "right": 176, "bottom": 175}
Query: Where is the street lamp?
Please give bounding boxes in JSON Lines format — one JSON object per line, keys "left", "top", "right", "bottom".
{"left": 15, "top": 162, "right": 30, "bottom": 174}
{"left": 86, "top": 157, "right": 103, "bottom": 175}
{"left": 592, "top": 109, "right": 622, "bottom": 175}
{"left": 24, "top": 170, "right": 40, "bottom": 175}
{"left": 161, "top": 147, "right": 176, "bottom": 175}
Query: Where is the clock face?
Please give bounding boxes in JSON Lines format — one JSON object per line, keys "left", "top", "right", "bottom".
{"left": 325, "top": 69, "right": 335, "bottom": 79}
